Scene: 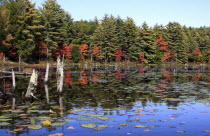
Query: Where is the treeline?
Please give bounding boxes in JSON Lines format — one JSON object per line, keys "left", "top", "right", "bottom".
{"left": 0, "top": 0, "right": 210, "bottom": 64}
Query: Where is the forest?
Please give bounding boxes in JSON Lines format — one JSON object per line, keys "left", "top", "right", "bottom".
{"left": 0, "top": 0, "right": 210, "bottom": 64}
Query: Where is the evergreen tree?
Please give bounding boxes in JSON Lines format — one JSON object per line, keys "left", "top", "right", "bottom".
{"left": 41, "top": 0, "right": 67, "bottom": 58}
{"left": 138, "top": 22, "right": 161, "bottom": 63}
{"left": 14, "top": 0, "right": 44, "bottom": 61}
{"left": 122, "top": 17, "right": 137, "bottom": 61}
{"left": 166, "top": 22, "right": 188, "bottom": 63}
{"left": 93, "top": 15, "right": 117, "bottom": 62}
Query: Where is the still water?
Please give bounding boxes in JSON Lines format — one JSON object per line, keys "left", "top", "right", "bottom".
{"left": 0, "top": 64, "right": 210, "bottom": 136}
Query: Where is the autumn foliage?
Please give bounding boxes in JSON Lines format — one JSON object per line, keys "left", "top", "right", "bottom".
{"left": 194, "top": 48, "right": 201, "bottom": 61}
{"left": 79, "top": 69, "right": 88, "bottom": 85}
{"left": 92, "top": 45, "right": 100, "bottom": 59}
{"left": 156, "top": 35, "right": 172, "bottom": 62}
{"left": 139, "top": 54, "right": 144, "bottom": 62}
{"left": 114, "top": 50, "right": 126, "bottom": 61}
{"left": 60, "top": 43, "right": 73, "bottom": 61}
{"left": 115, "top": 70, "right": 126, "bottom": 80}
{"left": 0, "top": 52, "right": 4, "bottom": 60}
{"left": 79, "top": 44, "right": 88, "bottom": 61}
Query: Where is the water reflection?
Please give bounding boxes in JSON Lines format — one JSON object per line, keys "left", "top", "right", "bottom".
{"left": 0, "top": 65, "right": 209, "bottom": 135}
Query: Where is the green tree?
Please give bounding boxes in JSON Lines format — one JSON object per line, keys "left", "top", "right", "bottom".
{"left": 15, "top": 0, "right": 44, "bottom": 62}
{"left": 166, "top": 22, "right": 188, "bottom": 63}
{"left": 138, "top": 22, "right": 161, "bottom": 64}
{"left": 41, "top": 0, "right": 67, "bottom": 58}
{"left": 93, "top": 15, "right": 117, "bottom": 62}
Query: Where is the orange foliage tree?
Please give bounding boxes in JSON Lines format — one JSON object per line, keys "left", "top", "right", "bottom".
{"left": 92, "top": 72, "right": 99, "bottom": 84}
{"left": 156, "top": 35, "right": 172, "bottom": 62}
{"left": 78, "top": 69, "right": 88, "bottom": 85}
{"left": 207, "top": 50, "right": 210, "bottom": 62}
{"left": 78, "top": 44, "right": 88, "bottom": 61}
{"left": 192, "top": 47, "right": 201, "bottom": 62}
{"left": 2, "top": 34, "right": 17, "bottom": 59}
{"left": 139, "top": 54, "right": 144, "bottom": 62}
{"left": 92, "top": 45, "right": 100, "bottom": 61}
{"left": 114, "top": 50, "right": 126, "bottom": 61}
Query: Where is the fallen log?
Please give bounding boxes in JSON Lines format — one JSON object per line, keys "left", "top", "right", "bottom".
{"left": 0, "top": 70, "right": 31, "bottom": 75}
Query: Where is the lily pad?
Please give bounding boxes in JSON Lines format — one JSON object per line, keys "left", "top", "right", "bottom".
{"left": 94, "top": 125, "right": 109, "bottom": 130}
{"left": 0, "top": 122, "right": 10, "bottom": 126}
{"left": 71, "top": 110, "right": 83, "bottom": 112}
{"left": 80, "top": 123, "right": 96, "bottom": 128}
{"left": 96, "top": 116, "right": 109, "bottom": 121}
{"left": 48, "top": 133, "right": 63, "bottom": 136}
{"left": 0, "top": 118, "right": 12, "bottom": 121}
{"left": 36, "top": 116, "right": 51, "bottom": 121}
{"left": 28, "top": 125, "right": 42, "bottom": 130}
{"left": 77, "top": 118, "right": 92, "bottom": 121}
{"left": 176, "top": 130, "right": 186, "bottom": 133}
{"left": 51, "top": 122, "right": 68, "bottom": 127}
{"left": 38, "top": 110, "right": 49, "bottom": 114}
{"left": 134, "top": 125, "right": 147, "bottom": 128}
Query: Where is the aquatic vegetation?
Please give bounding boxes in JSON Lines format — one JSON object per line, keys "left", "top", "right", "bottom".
{"left": 0, "top": 65, "right": 209, "bottom": 136}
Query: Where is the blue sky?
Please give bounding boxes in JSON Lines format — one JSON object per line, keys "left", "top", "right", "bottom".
{"left": 32, "top": 0, "right": 210, "bottom": 27}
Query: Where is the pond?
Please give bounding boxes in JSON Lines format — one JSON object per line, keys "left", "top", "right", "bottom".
{"left": 0, "top": 64, "right": 210, "bottom": 136}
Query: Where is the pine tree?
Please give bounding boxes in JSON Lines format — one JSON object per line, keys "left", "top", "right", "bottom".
{"left": 93, "top": 15, "right": 117, "bottom": 62}
{"left": 166, "top": 22, "right": 188, "bottom": 63}
{"left": 15, "top": 0, "right": 44, "bottom": 62}
{"left": 138, "top": 22, "right": 161, "bottom": 64}
{"left": 41, "top": 0, "right": 67, "bottom": 58}
{"left": 122, "top": 17, "right": 137, "bottom": 61}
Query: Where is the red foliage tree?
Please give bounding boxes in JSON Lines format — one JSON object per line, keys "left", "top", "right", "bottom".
{"left": 156, "top": 35, "right": 172, "bottom": 62}
{"left": 139, "top": 54, "right": 144, "bottom": 62}
{"left": 114, "top": 50, "right": 126, "bottom": 61}
{"left": 115, "top": 70, "right": 126, "bottom": 80}
{"left": 60, "top": 43, "right": 73, "bottom": 62}
{"left": 64, "top": 68, "right": 72, "bottom": 86}
{"left": 192, "top": 47, "right": 201, "bottom": 62}
{"left": 78, "top": 44, "right": 88, "bottom": 61}
{"left": 39, "top": 40, "right": 47, "bottom": 55}
{"left": 0, "top": 52, "right": 4, "bottom": 60}
{"left": 207, "top": 50, "right": 210, "bottom": 62}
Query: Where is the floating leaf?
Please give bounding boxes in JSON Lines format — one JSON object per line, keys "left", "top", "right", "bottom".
{"left": 0, "top": 118, "right": 12, "bottom": 121}
{"left": 80, "top": 123, "right": 96, "bottom": 128}
{"left": 36, "top": 116, "right": 51, "bottom": 121}
{"left": 28, "top": 125, "right": 42, "bottom": 130}
{"left": 51, "top": 122, "right": 67, "bottom": 127}
{"left": 48, "top": 133, "right": 63, "bottom": 136}
{"left": 0, "top": 116, "right": 10, "bottom": 119}
{"left": 0, "top": 122, "right": 10, "bottom": 126}
{"left": 134, "top": 125, "right": 147, "bottom": 128}
{"left": 38, "top": 110, "right": 49, "bottom": 114}
{"left": 119, "top": 123, "right": 131, "bottom": 126}
{"left": 27, "top": 110, "right": 39, "bottom": 113}
{"left": 144, "top": 129, "right": 153, "bottom": 131}
{"left": 71, "top": 110, "right": 83, "bottom": 112}
{"left": 176, "top": 130, "right": 186, "bottom": 133}
{"left": 12, "top": 110, "right": 24, "bottom": 113}
{"left": 96, "top": 116, "right": 109, "bottom": 121}
{"left": 77, "top": 118, "right": 92, "bottom": 121}
{"left": 41, "top": 120, "right": 52, "bottom": 126}
{"left": 94, "top": 125, "right": 109, "bottom": 130}
{"left": 67, "top": 126, "right": 75, "bottom": 129}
